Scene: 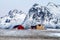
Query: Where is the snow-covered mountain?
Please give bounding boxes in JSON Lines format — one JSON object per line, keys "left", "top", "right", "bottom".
{"left": 28, "top": 3, "right": 60, "bottom": 29}
{"left": 0, "top": 2, "right": 60, "bottom": 29}
{"left": 0, "top": 9, "right": 27, "bottom": 29}
{"left": 46, "top": 2, "right": 60, "bottom": 29}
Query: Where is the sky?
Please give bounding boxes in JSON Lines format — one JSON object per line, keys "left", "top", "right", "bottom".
{"left": 0, "top": 0, "right": 60, "bottom": 17}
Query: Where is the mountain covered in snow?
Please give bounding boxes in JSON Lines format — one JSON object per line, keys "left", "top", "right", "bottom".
{"left": 0, "top": 9, "right": 27, "bottom": 29}
{"left": 27, "top": 2, "right": 60, "bottom": 29}
{"left": 0, "top": 2, "right": 60, "bottom": 29}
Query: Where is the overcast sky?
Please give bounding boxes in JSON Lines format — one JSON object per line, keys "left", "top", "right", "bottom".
{"left": 0, "top": 0, "right": 60, "bottom": 17}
